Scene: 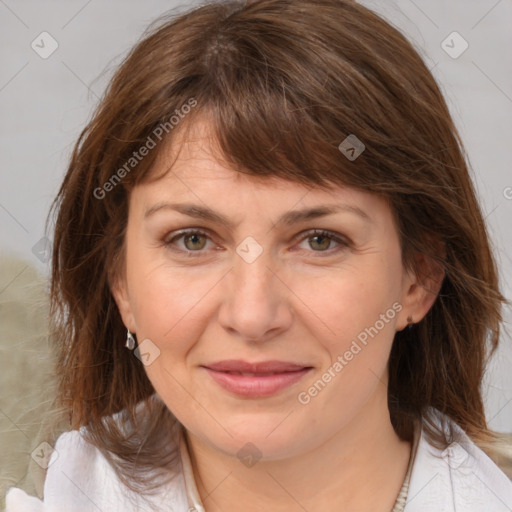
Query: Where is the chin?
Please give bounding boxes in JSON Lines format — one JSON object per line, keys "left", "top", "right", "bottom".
{"left": 198, "top": 415, "right": 315, "bottom": 462}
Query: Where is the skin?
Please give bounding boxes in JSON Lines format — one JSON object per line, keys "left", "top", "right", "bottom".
{"left": 112, "top": 118, "right": 442, "bottom": 512}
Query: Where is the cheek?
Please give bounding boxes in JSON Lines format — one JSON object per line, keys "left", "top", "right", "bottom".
{"left": 298, "top": 275, "right": 399, "bottom": 423}
{"left": 289, "top": 261, "right": 401, "bottom": 408}
{"left": 291, "top": 265, "right": 400, "bottom": 346}
{"left": 127, "top": 257, "right": 219, "bottom": 351}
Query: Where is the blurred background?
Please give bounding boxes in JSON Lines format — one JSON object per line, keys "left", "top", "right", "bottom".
{"left": 1, "top": 0, "right": 511, "bottom": 506}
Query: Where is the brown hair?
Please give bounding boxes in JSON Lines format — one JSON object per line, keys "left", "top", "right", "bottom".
{"left": 46, "top": 0, "right": 506, "bottom": 495}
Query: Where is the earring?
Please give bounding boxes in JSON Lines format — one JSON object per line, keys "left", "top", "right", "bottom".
{"left": 125, "top": 329, "right": 136, "bottom": 350}
{"left": 407, "top": 316, "right": 414, "bottom": 329}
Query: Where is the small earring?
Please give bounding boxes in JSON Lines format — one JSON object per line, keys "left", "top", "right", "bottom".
{"left": 125, "top": 329, "right": 136, "bottom": 350}
{"left": 407, "top": 316, "right": 414, "bottom": 329}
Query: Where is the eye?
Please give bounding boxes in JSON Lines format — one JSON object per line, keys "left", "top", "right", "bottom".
{"left": 163, "top": 229, "right": 216, "bottom": 256}
{"left": 294, "top": 229, "right": 349, "bottom": 254}
{"left": 162, "top": 228, "right": 349, "bottom": 257}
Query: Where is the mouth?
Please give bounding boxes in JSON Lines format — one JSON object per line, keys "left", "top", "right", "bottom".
{"left": 201, "top": 360, "right": 313, "bottom": 398}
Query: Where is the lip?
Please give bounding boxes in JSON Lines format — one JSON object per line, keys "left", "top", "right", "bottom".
{"left": 202, "top": 360, "right": 312, "bottom": 398}
{"left": 204, "top": 360, "right": 309, "bottom": 373}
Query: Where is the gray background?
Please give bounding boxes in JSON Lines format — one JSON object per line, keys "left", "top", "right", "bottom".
{"left": 0, "top": 0, "right": 511, "bottom": 430}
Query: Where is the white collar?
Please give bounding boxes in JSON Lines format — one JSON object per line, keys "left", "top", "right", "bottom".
{"left": 404, "top": 409, "right": 512, "bottom": 511}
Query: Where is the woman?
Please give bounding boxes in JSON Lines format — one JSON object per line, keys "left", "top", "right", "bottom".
{"left": 6, "top": 0, "right": 512, "bottom": 510}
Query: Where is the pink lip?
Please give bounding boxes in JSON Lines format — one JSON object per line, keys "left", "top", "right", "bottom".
{"left": 204, "top": 360, "right": 309, "bottom": 373}
{"left": 202, "top": 360, "right": 312, "bottom": 398}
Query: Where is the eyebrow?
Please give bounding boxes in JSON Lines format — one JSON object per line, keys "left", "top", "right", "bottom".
{"left": 144, "top": 202, "right": 371, "bottom": 228}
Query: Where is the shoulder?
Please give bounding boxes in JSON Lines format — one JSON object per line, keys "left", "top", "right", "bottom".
{"left": 6, "top": 429, "right": 124, "bottom": 511}
{"left": 5, "top": 430, "right": 91, "bottom": 511}
{"left": 5, "top": 425, "right": 189, "bottom": 512}
{"left": 405, "top": 409, "right": 512, "bottom": 511}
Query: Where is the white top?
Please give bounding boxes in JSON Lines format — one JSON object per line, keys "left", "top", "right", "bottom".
{"left": 6, "top": 407, "right": 512, "bottom": 511}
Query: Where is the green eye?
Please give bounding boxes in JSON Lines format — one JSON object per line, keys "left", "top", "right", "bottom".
{"left": 163, "top": 228, "right": 349, "bottom": 257}
{"left": 182, "top": 232, "right": 208, "bottom": 251}
{"left": 164, "top": 229, "right": 213, "bottom": 256}
{"left": 296, "top": 229, "right": 349, "bottom": 254}
{"left": 307, "top": 233, "right": 333, "bottom": 251}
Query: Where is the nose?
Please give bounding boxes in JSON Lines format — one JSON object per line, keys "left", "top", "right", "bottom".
{"left": 217, "top": 248, "right": 293, "bottom": 343}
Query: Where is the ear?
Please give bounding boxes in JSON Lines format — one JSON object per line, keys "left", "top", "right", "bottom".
{"left": 110, "top": 273, "right": 137, "bottom": 333}
{"left": 396, "top": 243, "right": 445, "bottom": 331}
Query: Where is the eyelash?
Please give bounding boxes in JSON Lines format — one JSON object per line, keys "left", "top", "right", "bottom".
{"left": 162, "top": 228, "right": 349, "bottom": 257}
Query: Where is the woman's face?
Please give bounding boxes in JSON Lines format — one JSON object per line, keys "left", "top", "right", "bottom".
{"left": 113, "top": 119, "right": 433, "bottom": 460}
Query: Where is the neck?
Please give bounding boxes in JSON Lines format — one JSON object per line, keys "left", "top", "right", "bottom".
{"left": 185, "top": 387, "right": 412, "bottom": 512}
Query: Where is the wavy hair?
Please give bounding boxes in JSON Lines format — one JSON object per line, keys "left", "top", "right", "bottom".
{"left": 44, "top": 0, "right": 507, "bottom": 495}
